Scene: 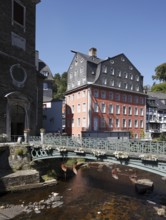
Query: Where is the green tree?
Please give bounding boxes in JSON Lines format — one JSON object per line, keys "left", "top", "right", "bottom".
{"left": 151, "top": 82, "right": 166, "bottom": 93}
{"left": 152, "top": 63, "right": 166, "bottom": 82}
{"left": 52, "top": 72, "right": 67, "bottom": 99}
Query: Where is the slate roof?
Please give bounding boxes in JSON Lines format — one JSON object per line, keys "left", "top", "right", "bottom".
{"left": 147, "top": 95, "right": 166, "bottom": 110}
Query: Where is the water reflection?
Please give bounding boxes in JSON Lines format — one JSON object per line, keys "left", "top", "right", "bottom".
{"left": 0, "top": 162, "right": 165, "bottom": 220}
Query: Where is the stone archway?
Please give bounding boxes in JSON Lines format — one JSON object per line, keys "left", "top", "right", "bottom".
{"left": 5, "top": 92, "right": 31, "bottom": 141}
{"left": 10, "top": 104, "right": 25, "bottom": 138}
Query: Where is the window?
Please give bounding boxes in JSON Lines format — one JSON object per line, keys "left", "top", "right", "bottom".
{"left": 116, "top": 118, "right": 120, "bottom": 128}
{"left": 117, "top": 81, "right": 121, "bottom": 88}
{"left": 136, "top": 85, "right": 139, "bottom": 92}
{"left": 140, "top": 97, "right": 144, "bottom": 104}
{"left": 110, "top": 80, "right": 115, "bottom": 86}
{"left": 77, "top": 118, "right": 81, "bottom": 127}
{"left": 122, "top": 95, "right": 127, "bottom": 102}
{"left": 13, "top": 0, "right": 25, "bottom": 27}
{"left": 109, "top": 118, "right": 113, "bottom": 128}
{"left": 135, "top": 107, "right": 138, "bottom": 115}
{"left": 102, "top": 65, "right": 107, "bottom": 73}
{"left": 94, "top": 89, "right": 99, "bottom": 98}
{"left": 101, "top": 118, "right": 106, "bottom": 128}
{"left": 140, "top": 120, "right": 144, "bottom": 128}
{"left": 123, "top": 106, "right": 126, "bottom": 115}
{"left": 128, "top": 95, "right": 132, "bottom": 103}
{"left": 109, "top": 104, "right": 113, "bottom": 114}
{"left": 116, "top": 105, "right": 120, "bottom": 114}
{"left": 128, "top": 119, "right": 132, "bottom": 128}
{"left": 134, "top": 96, "right": 139, "bottom": 104}
{"left": 72, "top": 105, "right": 74, "bottom": 113}
{"left": 124, "top": 72, "right": 128, "bottom": 78}
{"left": 117, "top": 70, "right": 121, "bottom": 77}
{"left": 43, "top": 83, "right": 48, "bottom": 90}
{"left": 101, "top": 90, "right": 106, "bottom": 99}
{"left": 140, "top": 108, "right": 144, "bottom": 116}
{"left": 136, "top": 75, "right": 139, "bottom": 81}
{"left": 109, "top": 91, "right": 114, "bottom": 100}
{"left": 134, "top": 120, "right": 138, "bottom": 128}
{"left": 82, "top": 103, "right": 86, "bottom": 112}
{"left": 128, "top": 106, "right": 132, "bottom": 115}
{"left": 101, "top": 103, "right": 106, "bottom": 113}
{"left": 94, "top": 103, "right": 99, "bottom": 112}
{"left": 115, "top": 93, "right": 120, "bottom": 101}
{"left": 130, "top": 74, "right": 133, "bottom": 80}
{"left": 129, "top": 84, "right": 133, "bottom": 90}
{"left": 102, "top": 77, "right": 107, "bottom": 85}
{"left": 77, "top": 104, "right": 81, "bottom": 112}
{"left": 124, "top": 83, "right": 128, "bottom": 89}
{"left": 82, "top": 117, "right": 86, "bottom": 127}
{"left": 123, "top": 119, "right": 126, "bottom": 128}
{"left": 110, "top": 67, "right": 114, "bottom": 75}
{"left": 72, "top": 119, "right": 74, "bottom": 127}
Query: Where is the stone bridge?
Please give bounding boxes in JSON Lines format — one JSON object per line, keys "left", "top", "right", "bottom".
{"left": 29, "top": 136, "right": 166, "bottom": 176}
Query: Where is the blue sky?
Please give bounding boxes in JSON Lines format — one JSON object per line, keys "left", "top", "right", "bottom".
{"left": 36, "top": 0, "right": 166, "bottom": 86}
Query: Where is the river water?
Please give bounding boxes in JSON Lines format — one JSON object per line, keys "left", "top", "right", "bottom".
{"left": 0, "top": 162, "right": 166, "bottom": 220}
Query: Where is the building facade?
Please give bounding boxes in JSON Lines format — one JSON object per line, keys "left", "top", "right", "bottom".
{"left": 65, "top": 48, "right": 146, "bottom": 139}
{"left": 146, "top": 92, "right": 166, "bottom": 138}
{"left": 0, "top": 0, "right": 42, "bottom": 140}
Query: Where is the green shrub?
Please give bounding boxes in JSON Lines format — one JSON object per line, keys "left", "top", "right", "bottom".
{"left": 15, "top": 147, "right": 27, "bottom": 156}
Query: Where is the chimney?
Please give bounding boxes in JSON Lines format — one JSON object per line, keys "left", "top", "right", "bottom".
{"left": 88, "top": 48, "right": 97, "bottom": 57}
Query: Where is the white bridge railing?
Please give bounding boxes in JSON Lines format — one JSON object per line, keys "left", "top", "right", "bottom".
{"left": 29, "top": 135, "right": 166, "bottom": 156}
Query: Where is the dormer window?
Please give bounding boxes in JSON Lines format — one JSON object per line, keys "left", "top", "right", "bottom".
{"left": 110, "top": 80, "right": 114, "bottom": 86}
{"left": 117, "top": 81, "right": 121, "bottom": 88}
{"left": 110, "top": 67, "right": 114, "bottom": 75}
{"left": 117, "top": 70, "right": 121, "bottom": 77}
{"left": 102, "top": 77, "right": 107, "bottom": 85}
{"left": 42, "top": 71, "right": 49, "bottom": 77}
{"left": 124, "top": 72, "right": 128, "bottom": 78}
{"left": 136, "top": 85, "right": 139, "bottom": 91}
{"left": 102, "top": 65, "right": 107, "bottom": 73}
{"left": 12, "top": 0, "right": 25, "bottom": 29}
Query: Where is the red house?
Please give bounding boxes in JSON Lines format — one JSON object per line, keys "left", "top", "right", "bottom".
{"left": 65, "top": 48, "right": 146, "bottom": 139}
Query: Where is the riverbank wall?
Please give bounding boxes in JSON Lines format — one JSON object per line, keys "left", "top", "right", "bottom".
{"left": 0, "top": 144, "right": 58, "bottom": 193}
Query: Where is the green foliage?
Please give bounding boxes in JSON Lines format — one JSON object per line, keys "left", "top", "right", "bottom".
{"left": 152, "top": 63, "right": 166, "bottom": 82}
{"left": 15, "top": 147, "right": 27, "bottom": 156}
{"left": 159, "top": 133, "right": 166, "bottom": 141}
{"left": 52, "top": 72, "right": 67, "bottom": 99}
{"left": 151, "top": 82, "right": 166, "bottom": 93}
{"left": 42, "top": 169, "right": 57, "bottom": 181}
{"left": 65, "top": 158, "right": 85, "bottom": 167}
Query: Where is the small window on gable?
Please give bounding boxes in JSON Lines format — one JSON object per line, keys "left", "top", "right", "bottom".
{"left": 13, "top": 0, "right": 25, "bottom": 28}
